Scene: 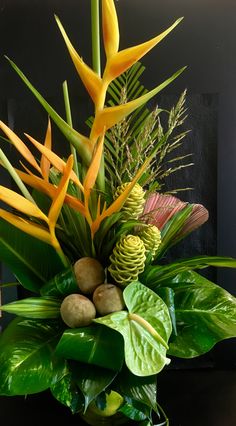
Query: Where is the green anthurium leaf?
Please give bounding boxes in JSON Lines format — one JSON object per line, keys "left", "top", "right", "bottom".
{"left": 71, "top": 362, "right": 118, "bottom": 412}
{"left": 94, "top": 282, "right": 172, "bottom": 377}
{"left": 119, "top": 396, "right": 151, "bottom": 421}
{"left": 0, "top": 317, "right": 66, "bottom": 395}
{"left": 114, "top": 367, "right": 157, "bottom": 413}
{"left": 51, "top": 371, "right": 84, "bottom": 414}
{"left": 166, "top": 271, "right": 236, "bottom": 357}
{"left": 55, "top": 325, "right": 124, "bottom": 371}
{"left": 156, "top": 287, "right": 177, "bottom": 336}
{"left": 0, "top": 296, "right": 61, "bottom": 319}
{"left": 141, "top": 256, "right": 236, "bottom": 289}
{"left": 0, "top": 218, "right": 64, "bottom": 292}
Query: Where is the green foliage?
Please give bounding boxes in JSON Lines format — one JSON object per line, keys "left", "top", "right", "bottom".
{"left": 51, "top": 371, "right": 84, "bottom": 414}
{"left": 94, "top": 282, "right": 172, "bottom": 376}
{"left": 55, "top": 325, "right": 124, "bottom": 371}
{"left": 101, "top": 63, "right": 191, "bottom": 196}
{"left": 0, "top": 218, "right": 64, "bottom": 293}
{"left": 165, "top": 271, "right": 236, "bottom": 357}
{"left": 0, "top": 296, "right": 61, "bottom": 318}
{"left": 0, "top": 317, "right": 66, "bottom": 395}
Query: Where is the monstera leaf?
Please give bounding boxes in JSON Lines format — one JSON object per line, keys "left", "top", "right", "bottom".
{"left": 166, "top": 271, "right": 236, "bottom": 357}
{"left": 0, "top": 317, "right": 66, "bottom": 395}
{"left": 94, "top": 282, "right": 172, "bottom": 376}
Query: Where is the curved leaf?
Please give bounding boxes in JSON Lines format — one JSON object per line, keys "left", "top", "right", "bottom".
{"left": 0, "top": 297, "right": 61, "bottom": 319}
{"left": 141, "top": 256, "right": 236, "bottom": 289}
{"left": 72, "top": 362, "right": 118, "bottom": 411}
{"left": 51, "top": 371, "right": 84, "bottom": 414}
{"left": 0, "top": 317, "right": 66, "bottom": 395}
{"left": 0, "top": 218, "right": 64, "bottom": 292}
{"left": 55, "top": 325, "right": 124, "bottom": 371}
{"left": 94, "top": 282, "right": 172, "bottom": 376}
{"left": 167, "top": 271, "right": 236, "bottom": 357}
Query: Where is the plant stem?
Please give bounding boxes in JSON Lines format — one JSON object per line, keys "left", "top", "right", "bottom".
{"left": 91, "top": 0, "right": 101, "bottom": 76}
{"left": 62, "top": 81, "right": 80, "bottom": 179}
{"left": 0, "top": 148, "right": 36, "bottom": 204}
{"left": 91, "top": 0, "right": 105, "bottom": 194}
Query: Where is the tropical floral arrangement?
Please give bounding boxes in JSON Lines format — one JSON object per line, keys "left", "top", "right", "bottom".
{"left": 1, "top": 1, "right": 236, "bottom": 425}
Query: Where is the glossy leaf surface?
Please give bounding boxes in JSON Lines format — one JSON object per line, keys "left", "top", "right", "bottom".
{"left": 0, "top": 317, "right": 66, "bottom": 395}
{"left": 166, "top": 271, "right": 236, "bottom": 357}
{"left": 0, "top": 296, "right": 61, "bottom": 319}
{"left": 141, "top": 256, "right": 236, "bottom": 289}
{"left": 0, "top": 218, "right": 64, "bottom": 292}
{"left": 115, "top": 367, "right": 157, "bottom": 412}
{"left": 40, "top": 267, "right": 78, "bottom": 297}
{"left": 51, "top": 371, "right": 83, "bottom": 414}
{"left": 72, "top": 362, "right": 118, "bottom": 411}
{"left": 55, "top": 325, "right": 124, "bottom": 371}
{"left": 95, "top": 282, "right": 172, "bottom": 376}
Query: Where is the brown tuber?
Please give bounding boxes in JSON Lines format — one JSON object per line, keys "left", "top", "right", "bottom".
{"left": 60, "top": 294, "right": 96, "bottom": 328}
{"left": 73, "top": 257, "right": 105, "bottom": 294}
{"left": 93, "top": 284, "right": 125, "bottom": 316}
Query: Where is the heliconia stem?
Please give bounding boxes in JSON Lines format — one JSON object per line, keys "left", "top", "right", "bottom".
{"left": 62, "top": 81, "right": 80, "bottom": 179}
{"left": 91, "top": 0, "right": 101, "bottom": 77}
{"left": 0, "top": 147, "right": 36, "bottom": 204}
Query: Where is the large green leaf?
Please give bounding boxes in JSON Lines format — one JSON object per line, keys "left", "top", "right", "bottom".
{"left": 94, "top": 282, "right": 172, "bottom": 376}
{"left": 55, "top": 325, "right": 124, "bottom": 371}
{"left": 114, "top": 367, "right": 157, "bottom": 413}
{"left": 72, "top": 362, "right": 118, "bottom": 411}
{"left": 166, "top": 271, "right": 236, "bottom": 357}
{"left": 0, "top": 218, "right": 64, "bottom": 292}
{"left": 141, "top": 255, "right": 236, "bottom": 289}
{"left": 40, "top": 267, "right": 78, "bottom": 297}
{"left": 51, "top": 371, "right": 84, "bottom": 414}
{"left": 0, "top": 296, "right": 61, "bottom": 319}
{"left": 0, "top": 317, "right": 66, "bottom": 395}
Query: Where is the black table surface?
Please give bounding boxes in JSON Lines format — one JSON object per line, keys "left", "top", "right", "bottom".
{"left": 0, "top": 368, "right": 236, "bottom": 426}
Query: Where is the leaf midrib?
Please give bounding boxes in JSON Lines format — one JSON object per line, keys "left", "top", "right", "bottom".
{"left": 0, "top": 237, "right": 46, "bottom": 283}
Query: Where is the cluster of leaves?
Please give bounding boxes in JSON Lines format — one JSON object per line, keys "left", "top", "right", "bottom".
{"left": 101, "top": 62, "right": 192, "bottom": 197}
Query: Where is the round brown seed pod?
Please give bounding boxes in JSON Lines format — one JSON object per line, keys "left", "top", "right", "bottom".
{"left": 60, "top": 294, "right": 96, "bottom": 328}
{"left": 93, "top": 284, "right": 125, "bottom": 316}
{"left": 73, "top": 257, "right": 105, "bottom": 294}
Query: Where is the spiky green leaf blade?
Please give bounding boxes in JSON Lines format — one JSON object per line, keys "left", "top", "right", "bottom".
{"left": 141, "top": 256, "right": 236, "bottom": 289}
{"left": 0, "top": 297, "right": 61, "bottom": 319}
{"left": 6, "top": 57, "right": 91, "bottom": 165}
{"left": 164, "top": 271, "right": 236, "bottom": 357}
{"left": 0, "top": 317, "right": 66, "bottom": 395}
{"left": 0, "top": 219, "right": 64, "bottom": 292}
{"left": 94, "top": 282, "right": 172, "bottom": 376}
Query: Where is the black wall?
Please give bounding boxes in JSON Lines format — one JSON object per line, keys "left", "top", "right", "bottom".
{"left": 0, "top": 0, "right": 236, "bottom": 362}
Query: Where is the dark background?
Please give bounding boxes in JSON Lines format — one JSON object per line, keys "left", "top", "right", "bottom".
{"left": 0, "top": 0, "right": 236, "bottom": 424}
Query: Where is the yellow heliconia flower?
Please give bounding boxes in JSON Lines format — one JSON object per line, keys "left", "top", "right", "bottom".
{"left": 102, "top": 0, "right": 119, "bottom": 59}
{"left": 0, "top": 120, "right": 41, "bottom": 175}
{"left": 40, "top": 118, "right": 52, "bottom": 181}
{"left": 103, "top": 18, "right": 183, "bottom": 84}
{"left": 55, "top": 15, "right": 103, "bottom": 106}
